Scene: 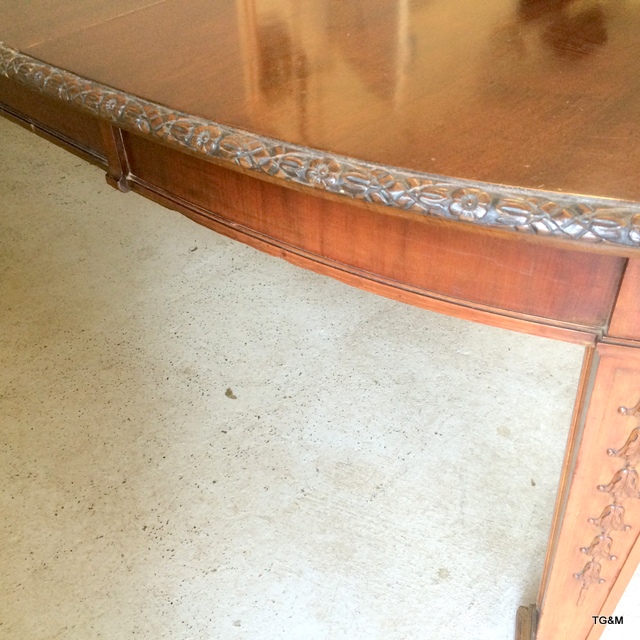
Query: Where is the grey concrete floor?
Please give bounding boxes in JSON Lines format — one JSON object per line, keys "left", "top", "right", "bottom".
{"left": 0, "top": 116, "right": 638, "bottom": 639}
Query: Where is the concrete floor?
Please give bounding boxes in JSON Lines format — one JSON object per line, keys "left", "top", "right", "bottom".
{"left": 0, "top": 116, "right": 638, "bottom": 639}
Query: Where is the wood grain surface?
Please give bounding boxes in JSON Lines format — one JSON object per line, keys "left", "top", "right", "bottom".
{"left": 0, "top": 75, "right": 107, "bottom": 162}
{"left": 123, "top": 131, "right": 625, "bottom": 331}
{"left": 3, "top": 3, "right": 640, "bottom": 639}
{"left": 4, "top": 41, "right": 640, "bottom": 251}
{"left": 4, "top": 0, "right": 640, "bottom": 203}
{"left": 0, "top": 0, "right": 165, "bottom": 50}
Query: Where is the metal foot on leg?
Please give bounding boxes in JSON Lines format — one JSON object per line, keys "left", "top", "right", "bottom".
{"left": 515, "top": 604, "right": 538, "bottom": 640}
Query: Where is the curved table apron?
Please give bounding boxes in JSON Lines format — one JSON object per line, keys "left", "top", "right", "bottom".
{"left": 3, "top": 12, "right": 640, "bottom": 640}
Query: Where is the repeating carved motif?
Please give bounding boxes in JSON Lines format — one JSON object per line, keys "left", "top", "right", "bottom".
{"left": 619, "top": 401, "right": 640, "bottom": 419}
{"left": 598, "top": 467, "right": 640, "bottom": 502}
{"left": 579, "top": 535, "right": 616, "bottom": 562}
{"left": 576, "top": 398, "right": 640, "bottom": 604}
{"left": 574, "top": 561, "right": 606, "bottom": 606}
{"left": 587, "top": 504, "right": 631, "bottom": 533}
{"left": 607, "top": 427, "right": 640, "bottom": 467}
{"left": 3, "top": 42, "right": 640, "bottom": 248}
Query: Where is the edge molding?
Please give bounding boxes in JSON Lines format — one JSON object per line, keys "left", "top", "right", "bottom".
{"left": 3, "top": 42, "right": 640, "bottom": 249}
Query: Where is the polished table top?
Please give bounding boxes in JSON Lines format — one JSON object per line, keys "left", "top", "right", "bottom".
{"left": 5, "top": 4, "right": 640, "bottom": 640}
{"left": 3, "top": 0, "right": 640, "bottom": 207}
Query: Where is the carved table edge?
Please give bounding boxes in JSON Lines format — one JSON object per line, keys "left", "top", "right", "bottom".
{"left": 3, "top": 41, "right": 640, "bottom": 250}
{"left": 515, "top": 604, "right": 538, "bottom": 640}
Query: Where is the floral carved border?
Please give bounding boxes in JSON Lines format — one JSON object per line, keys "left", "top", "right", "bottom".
{"left": 575, "top": 400, "right": 640, "bottom": 605}
{"left": 3, "top": 42, "right": 640, "bottom": 248}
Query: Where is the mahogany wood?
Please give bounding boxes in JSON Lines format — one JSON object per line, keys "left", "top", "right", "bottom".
{"left": 9, "top": 0, "right": 640, "bottom": 203}
{"left": 3, "top": 42, "right": 639, "bottom": 251}
{"left": 123, "top": 132, "right": 624, "bottom": 332}
{"left": 608, "top": 260, "right": 640, "bottom": 342}
{"left": 3, "top": 3, "right": 640, "bottom": 639}
{"left": 0, "top": 75, "right": 107, "bottom": 165}
{"left": 101, "top": 124, "right": 130, "bottom": 193}
{"left": 591, "top": 516, "right": 640, "bottom": 640}
{"left": 126, "top": 174, "right": 598, "bottom": 347}
{"left": 0, "top": 0, "right": 163, "bottom": 50}
{"left": 536, "top": 344, "right": 640, "bottom": 640}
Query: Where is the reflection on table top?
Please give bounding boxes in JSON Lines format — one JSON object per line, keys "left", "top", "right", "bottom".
{"left": 2, "top": 0, "right": 640, "bottom": 202}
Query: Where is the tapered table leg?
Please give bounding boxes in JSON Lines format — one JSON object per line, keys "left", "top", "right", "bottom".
{"left": 530, "top": 344, "right": 640, "bottom": 640}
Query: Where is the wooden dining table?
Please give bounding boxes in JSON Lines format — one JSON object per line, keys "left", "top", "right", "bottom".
{"left": 3, "top": 1, "right": 640, "bottom": 638}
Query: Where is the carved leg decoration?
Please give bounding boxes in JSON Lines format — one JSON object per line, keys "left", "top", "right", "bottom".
{"left": 531, "top": 344, "right": 640, "bottom": 640}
